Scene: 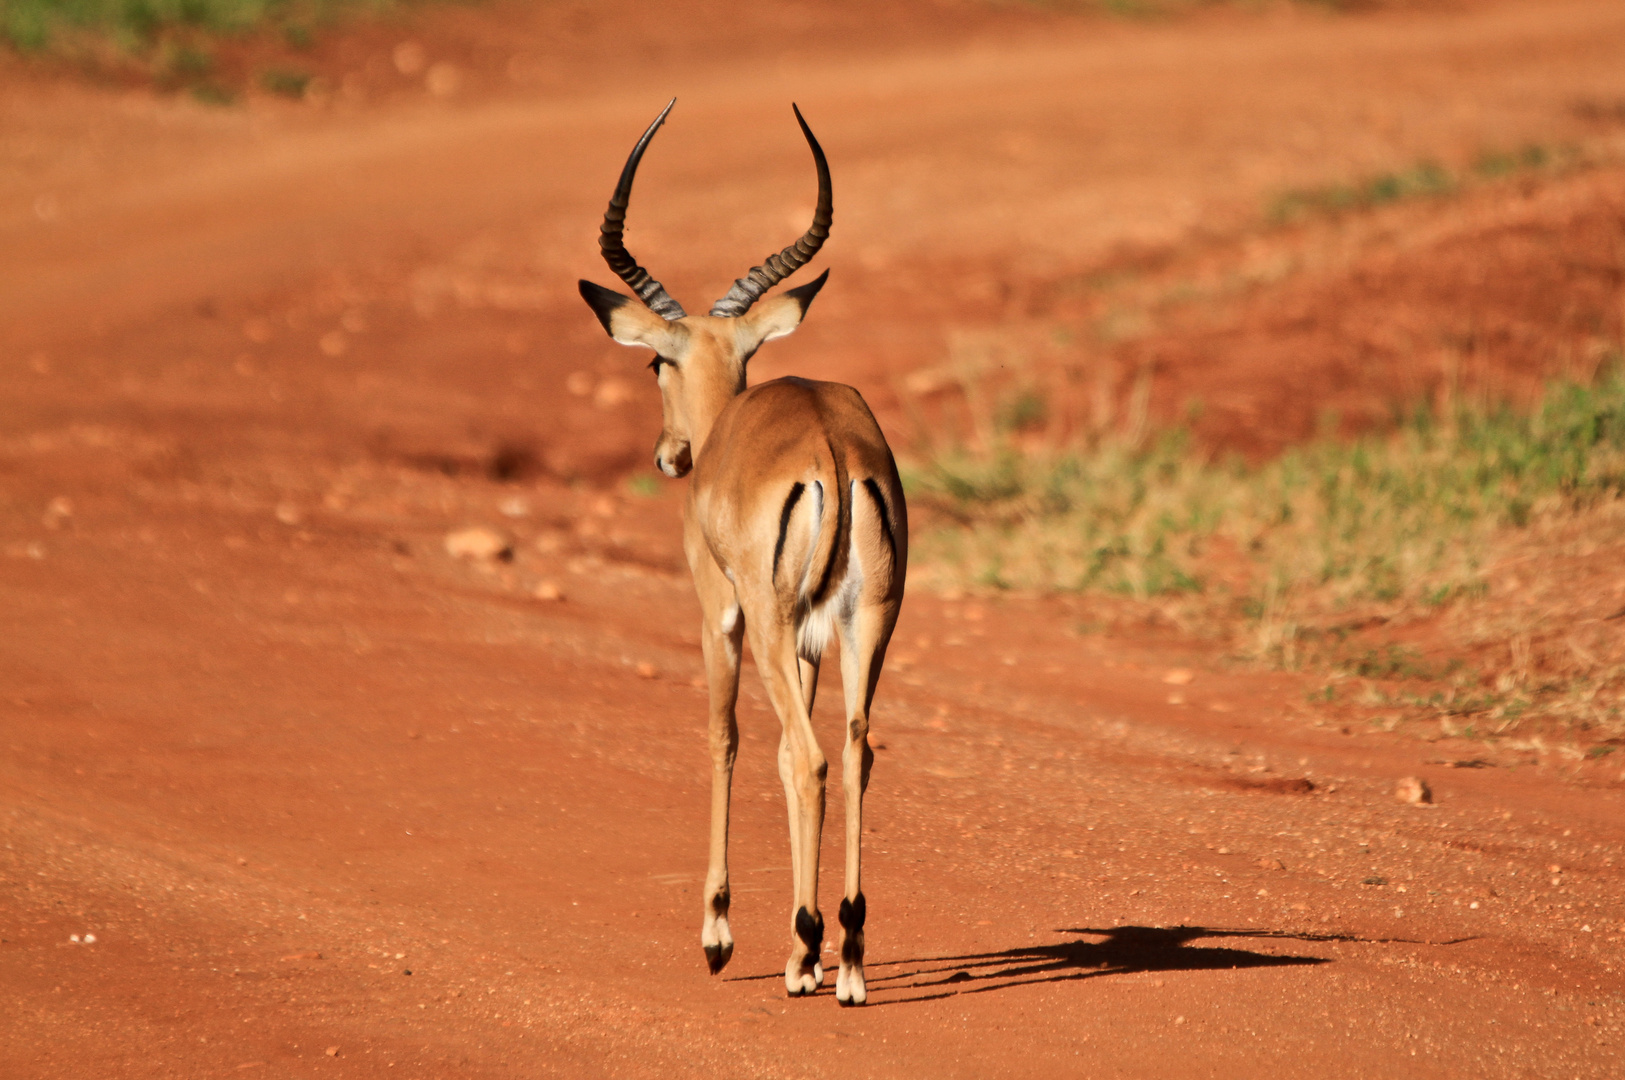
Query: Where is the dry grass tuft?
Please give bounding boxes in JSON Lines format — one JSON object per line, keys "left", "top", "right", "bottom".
{"left": 905, "top": 365, "right": 1625, "bottom": 741}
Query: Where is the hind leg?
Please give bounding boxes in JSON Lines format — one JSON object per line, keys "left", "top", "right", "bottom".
{"left": 832, "top": 598, "right": 897, "bottom": 1005}
{"left": 751, "top": 617, "right": 828, "bottom": 996}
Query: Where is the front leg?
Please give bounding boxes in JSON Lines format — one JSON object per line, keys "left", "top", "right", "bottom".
{"left": 694, "top": 561, "right": 745, "bottom": 974}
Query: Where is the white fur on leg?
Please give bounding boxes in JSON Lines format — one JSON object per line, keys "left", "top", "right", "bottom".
{"left": 835, "top": 961, "right": 866, "bottom": 1005}
{"left": 784, "top": 957, "right": 823, "bottom": 996}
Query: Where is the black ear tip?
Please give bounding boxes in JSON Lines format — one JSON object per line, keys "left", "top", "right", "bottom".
{"left": 579, "top": 280, "right": 630, "bottom": 333}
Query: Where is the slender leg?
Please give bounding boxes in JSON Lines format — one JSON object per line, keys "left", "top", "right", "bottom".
{"left": 833, "top": 600, "right": 898, "bottom": 1005}
{"left": 752, "top": 620, "right": 827, "bottom": 996}
{"left": 798, "top": 655, "right": 820, "bottom": 715}
{"left": 690, "top": 534, "right": 746, "bottom": 975}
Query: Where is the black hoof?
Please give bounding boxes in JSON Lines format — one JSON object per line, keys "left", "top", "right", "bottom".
{"left": 703, "top": 942, "right": 733, "bottom": 975}
{"left": 837, "top": 995, "right": 864, "bottom": 1008}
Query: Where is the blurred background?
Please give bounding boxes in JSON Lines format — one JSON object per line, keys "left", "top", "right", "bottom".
{"left": 5, "top": 0, "right": 1623, "bottom": 733}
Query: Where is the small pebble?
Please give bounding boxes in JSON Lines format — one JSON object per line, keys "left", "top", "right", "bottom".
{"left": 1162, "top": 669, "right": 1195, "bottom": 685}
{"left": 534, "top": 581, "right": 563, "bottom": 602}
{"left": 42, "top": 496, "right": 72, "bottom": 529}
{"left": 444, "top": 526, "right": 511, "bottom": 562}
{"left": 393, "top": 41, "right": 425, "bottom": 75}
{"left": 426, "top": 62, "right": 461, "bottom": 97}
{"left": 325, "top": 1046, "right": 340, "bottom": 1057}
{"left": 636, "top": 662, "right": 658, "bottom": 679}
{"left": 1395, "top": 776, "right": 1431, "bottom": 804}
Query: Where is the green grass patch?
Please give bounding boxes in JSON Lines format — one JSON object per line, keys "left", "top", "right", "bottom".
{"left": 906, "top": 366, "right": 1625, "bottom": 611}
{"left": 0, "top": 0, "right": 387, "bottom": 52}
{"left": 1267, "top": 145, "right": 1569, "bottom": 226}
{"left": 1, "top": 0, "right": 399, "bottom": 98}
{"left": 258, "top": 64, "right": 310, "bottom": 96}
{"left": 1269, "top": 160, "right": 1455, "bottom": 225}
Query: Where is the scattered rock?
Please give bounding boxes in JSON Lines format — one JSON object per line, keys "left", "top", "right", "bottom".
{"left": 533, "top": 580, "right": 563, "bottom": 602}
{"left": 279, "top": 951, "right": 322, "bottom": 962}
{"left": 42, "top": 496, "right": 72, "bottom": 529}
{"left": 1162, "top": 668, "right": 1195, "bottom": 685}
{"left": 393, "top": 41, "right": 425, "bottom": 75}
{"left": 593, "top": 378, "right": 634, "bottom": 409}
{"left": 1258, "top": 857, "right": 1285, "bottom": 871}
{"left": 426, "top": 63, "right": 461, "bottom": 98}
{"left": 324, "top": 1046, "right": 340, "bottom": 1057}
{"left": 444, "top": 526, "right": 511, "bottom": 562}
{"left": 1395, "top": 776, "right": 1432, "bottom": 804}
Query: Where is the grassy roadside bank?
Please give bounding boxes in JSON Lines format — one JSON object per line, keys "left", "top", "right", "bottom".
{"left": 905, "top": 368, "right": 1625, "bottom": 742}
{"left": 0, "top": 0, "right": 402, "bottom": 98}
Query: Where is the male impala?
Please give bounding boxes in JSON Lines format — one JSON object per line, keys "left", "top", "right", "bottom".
{"left": 578, "top": 100, "right": 906, "bottom": 1004}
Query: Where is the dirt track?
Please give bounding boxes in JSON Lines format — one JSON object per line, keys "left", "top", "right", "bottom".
{"left": 3, "top": 2, "right": 1624, "bottom": 1076}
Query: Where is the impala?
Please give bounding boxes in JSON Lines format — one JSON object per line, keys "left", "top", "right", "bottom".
{"left": 578, "top": 100, "right": 906, "bottom": 1004}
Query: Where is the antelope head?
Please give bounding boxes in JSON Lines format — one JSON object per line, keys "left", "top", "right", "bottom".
{"left": 578, "top": 99, "right": 832, "bottom": 478}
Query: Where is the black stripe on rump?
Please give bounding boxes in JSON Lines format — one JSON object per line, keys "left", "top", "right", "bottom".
{"left": 861, "top": 478, "right": 897, "bottom": 565}
{"left": 772, "top": 482, "right": 806, "bottom": 581}
{"left": 811, "top": 480, "right": 840, "bottom": 603}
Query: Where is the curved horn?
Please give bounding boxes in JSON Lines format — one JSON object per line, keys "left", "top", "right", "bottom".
{"left": 709, "top": 103, "right": 832, "bottom": 318}
{"left": 599, "top": 98, "right": 686, "bottom": 321}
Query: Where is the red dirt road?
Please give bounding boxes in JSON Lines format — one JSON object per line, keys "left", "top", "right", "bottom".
{"left": 3, "top": 2, "right": 1624, "bottom": 1077}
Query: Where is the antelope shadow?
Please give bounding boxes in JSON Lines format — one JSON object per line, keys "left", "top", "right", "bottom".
{"left": 726, "top": 923, "right": 1474, "bottom": 1004}
{"left": 856, "top": 924, "right": 1334, "bottom": 1005}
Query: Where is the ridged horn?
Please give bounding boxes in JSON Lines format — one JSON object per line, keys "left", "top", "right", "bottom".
{"left": 599, "top": 98, "right": 686, "bottom": 321}
{"left": 709, "top": 104, "right": 832, "bottom": 318}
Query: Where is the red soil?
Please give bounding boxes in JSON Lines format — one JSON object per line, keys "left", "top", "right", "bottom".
{"left": 3, "top": 2, "right": 1623, "bottom": 1077}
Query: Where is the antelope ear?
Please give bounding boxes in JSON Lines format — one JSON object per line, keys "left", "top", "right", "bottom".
{"left": 579, "top": 280, "right": 685, "bottom": 352}
{"left": 737, "top": 269, "right": 829, "bottom": 348}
